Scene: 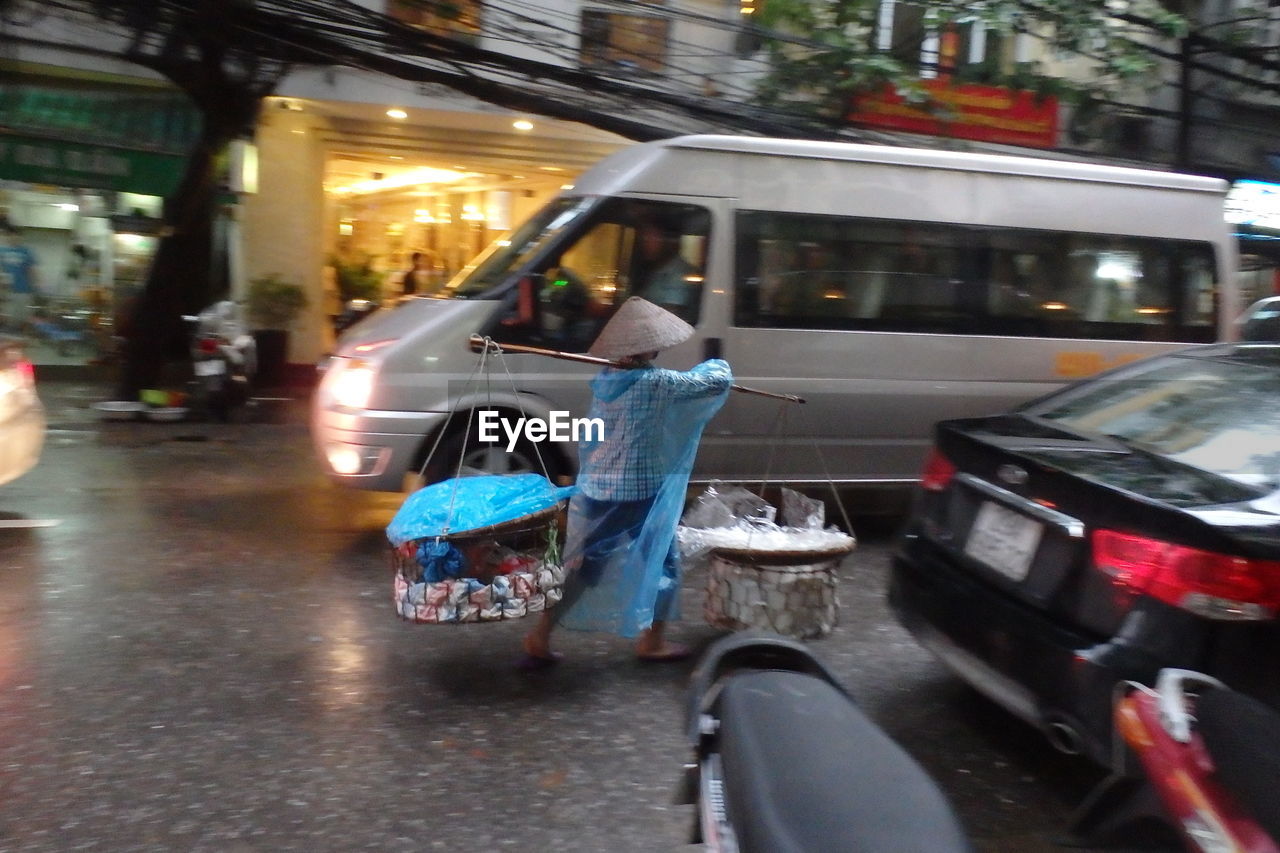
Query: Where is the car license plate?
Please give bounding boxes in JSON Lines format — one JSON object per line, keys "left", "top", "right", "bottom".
{"left": 194, "top": 360, "right": 226, "bottom": 376}
{"left": 964, "top": 501, "right": 1043, "bottom": 582}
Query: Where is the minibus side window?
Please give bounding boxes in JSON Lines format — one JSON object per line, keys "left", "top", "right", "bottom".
{"left": 490, "top": 199, "right": 712, "bottom": 352}
{"left": 733, "top": 210, "right": 1219, "bottom": 343}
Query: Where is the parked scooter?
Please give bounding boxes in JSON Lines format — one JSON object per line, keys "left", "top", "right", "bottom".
{"left": 184, "top": 300, "right": 256, "bottom": 421}
{"left": 679, "top": 632, "right": 974, "bottom": 853}
{"left": 1067, "top": 668, "right": 1280, "bottom": 852}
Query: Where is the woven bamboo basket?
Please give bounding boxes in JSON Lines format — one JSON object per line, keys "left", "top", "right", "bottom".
{"left": 703, "top": 541, "right": 853, "bottom": 639}
{"left": 391, "top": 504, "right": 568, "bottom": 625}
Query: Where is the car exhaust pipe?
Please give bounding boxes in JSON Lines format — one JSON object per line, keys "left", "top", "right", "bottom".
{"left": 1044, "top": 717, "right": 1084, "bottom": 756}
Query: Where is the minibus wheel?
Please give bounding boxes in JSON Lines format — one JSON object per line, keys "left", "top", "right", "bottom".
{"left": 409, "top": 426, "right": 570, "bottom": 491}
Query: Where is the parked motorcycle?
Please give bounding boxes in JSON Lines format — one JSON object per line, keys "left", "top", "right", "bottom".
{"left": 1067, "top": 668, "right": 1280, "bottom": 852}
{"left": 185, "top": 300, "right": 256, "bottom": 421}
{"left": 678, "top": 632, "right": 973, "bottom": 853}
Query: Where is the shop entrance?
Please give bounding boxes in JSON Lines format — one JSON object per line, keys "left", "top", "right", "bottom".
{"left": 313, "top": 106, "right": 623, "bottom": 313}
{"left": 1, "top": 187, "right": 165, "bottom": 367}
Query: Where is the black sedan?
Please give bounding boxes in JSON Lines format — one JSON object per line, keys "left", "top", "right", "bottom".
{"left": 889, "top": 343, "right": 1280, "bottom": 765}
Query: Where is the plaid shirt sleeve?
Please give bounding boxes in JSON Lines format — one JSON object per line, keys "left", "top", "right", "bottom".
{"left": 577, "top": 360, "right": 733, "bottom": 501}
{"left": 649, "top": 359, "right": 733, "bottom": 399}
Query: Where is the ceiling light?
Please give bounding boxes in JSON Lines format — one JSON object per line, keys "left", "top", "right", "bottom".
{"left": 330, "top": 166, "right": 481, "bottom": 195}
{"left": 386, "top": 108, "right": 408, "bottom": 120}
{"left": 513, "top": 119, "right": 534, "bottom": 131}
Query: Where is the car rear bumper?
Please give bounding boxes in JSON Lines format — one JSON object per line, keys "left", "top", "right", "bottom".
{"left": 889, "top": 530, "right": 1190, "bottom": 764}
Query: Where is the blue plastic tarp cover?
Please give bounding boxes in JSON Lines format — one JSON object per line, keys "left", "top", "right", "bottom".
{"left": 387, "top": 473, "right": 576, "bottom": 546}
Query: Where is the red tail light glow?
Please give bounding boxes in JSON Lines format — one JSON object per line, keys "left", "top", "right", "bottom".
{"left": 1092, "top": 529, "right": 1280, "bottom": 621}
{"left": 919, "top": 448, "right": 957, "bottom": 492}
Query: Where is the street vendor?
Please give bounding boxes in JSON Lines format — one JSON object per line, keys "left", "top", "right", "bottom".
{"left": 521, "top": 297, "right": 732, "bottom": 666}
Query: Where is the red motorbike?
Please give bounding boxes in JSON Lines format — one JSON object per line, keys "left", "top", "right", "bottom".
{"left": 1068, "top": 669, "right": 1280, "bottom": 852}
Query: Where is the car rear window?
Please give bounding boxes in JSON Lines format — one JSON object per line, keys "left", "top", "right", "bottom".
{"left": 1032, "top": 355, "right": 1280, "bottom": 493}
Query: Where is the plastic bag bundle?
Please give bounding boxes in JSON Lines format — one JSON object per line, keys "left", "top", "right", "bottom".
{"left": 677, "top": 483, "right": 855, "bottom": 563}
{"left": 681, "top": 483, "right": 774, "bottom": 529}
{"left": 680, "top": 523, "right": 855, "bottom": 558}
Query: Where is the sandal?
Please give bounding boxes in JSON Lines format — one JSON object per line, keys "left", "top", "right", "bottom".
{"left": 636, "top": 643, "right": 693, "bottom": 663}
{"left": 516, "top": 651, "right": 563, "bottom": 671}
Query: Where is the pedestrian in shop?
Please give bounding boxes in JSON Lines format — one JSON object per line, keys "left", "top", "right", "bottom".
{"left": 520, "top": 297, "right": 732, "bottom": 668}
{"left": 0, "top": 228, "right": 40, "bottom": 335}
{"left": 400, "top": 251, "right": 439, "bottom": 298}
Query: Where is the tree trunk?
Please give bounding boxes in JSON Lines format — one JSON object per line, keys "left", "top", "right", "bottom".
{"left": 114, "top": 102, "right": 256, "bottom": 399}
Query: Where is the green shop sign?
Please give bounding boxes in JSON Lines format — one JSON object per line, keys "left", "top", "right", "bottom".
{"left": 0, "top": 133, "right": 188, "bottom": 196}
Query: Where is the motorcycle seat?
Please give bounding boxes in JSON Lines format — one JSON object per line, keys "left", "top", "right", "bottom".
{"left": 713, "top": 670, "right": 973, "bottom": 853}
{"left": 1196, "top": 687, "right": 1280, "bottom": 844}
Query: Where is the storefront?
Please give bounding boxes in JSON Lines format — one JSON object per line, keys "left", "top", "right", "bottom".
{"left": 237, "top": 88, "right": 625, "bottom": 364}
{"left": 311, "top": 99, "right": 623, "bottom": 300}
{"left": 0, "top": 67, "right": 199, "bottom": 366}
{"left": 326, "top": 160, "right": 573, "bottom": 299}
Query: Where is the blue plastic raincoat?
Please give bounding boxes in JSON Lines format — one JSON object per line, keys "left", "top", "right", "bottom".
{"left": 556, "top": 359, "right": 732, "bottom": 637}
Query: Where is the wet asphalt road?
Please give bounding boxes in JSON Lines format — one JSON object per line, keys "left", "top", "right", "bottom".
{"left": 0, "top": 378, "right": 1122, "bottom": 853}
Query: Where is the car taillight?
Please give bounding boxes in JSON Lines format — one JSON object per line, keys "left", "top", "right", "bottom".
{"left": 198, "top": 337, "right": 220, "bottom": 355}
{"left": 1092, "top": 529, "right": 1280, "bottom": 621}
{"left": 919, "top": 448, "right": 957, "bottom": 492}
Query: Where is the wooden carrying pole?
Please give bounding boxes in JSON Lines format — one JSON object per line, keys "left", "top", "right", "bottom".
{"left": 467, "top": 336, "right": 805, "bottom": 404}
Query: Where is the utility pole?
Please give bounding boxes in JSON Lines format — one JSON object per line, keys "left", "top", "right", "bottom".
{"left": 1176, "top": 34, "right": 1194, "bottom": 171}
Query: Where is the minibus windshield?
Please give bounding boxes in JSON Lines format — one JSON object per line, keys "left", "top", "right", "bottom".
{"left": 446, "top": 197, "right": 597, "bottom": 298}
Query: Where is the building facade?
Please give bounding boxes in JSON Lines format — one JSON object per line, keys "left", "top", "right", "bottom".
{"left": 3, "top": 0, "right": 1277, "bottom": 372}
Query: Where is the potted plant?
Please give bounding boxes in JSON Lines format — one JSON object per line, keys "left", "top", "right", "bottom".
{"left": 329, "top": 252, "right": 384, "bottom": 302}
{"left": 245, "top": 273, "right": 308, "bottom": 388}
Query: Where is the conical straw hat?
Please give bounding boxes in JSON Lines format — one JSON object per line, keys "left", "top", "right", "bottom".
{"left": 589, "top": 297, "right": 694, "bottom": 360}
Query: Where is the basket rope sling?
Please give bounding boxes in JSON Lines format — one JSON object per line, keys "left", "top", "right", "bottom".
{"left": 697, "top": 401, "right": 857, "bottom": 640}
{"left": 389, "top": 340, "right": 571, "bottom": 624}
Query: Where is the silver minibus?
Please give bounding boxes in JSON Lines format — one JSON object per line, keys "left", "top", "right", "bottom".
{"left": 312, "top": 135, "right": 1238, "bottom": 492}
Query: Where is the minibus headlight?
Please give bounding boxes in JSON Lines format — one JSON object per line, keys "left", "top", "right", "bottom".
{"left": 324, "top": 443, "right": 389, "bottom": 476}
{"left": 328, "top": 445, "right": 364, "bottom": 475}
{"left": 327, "top": 358, "right": 378, "bottom": 410}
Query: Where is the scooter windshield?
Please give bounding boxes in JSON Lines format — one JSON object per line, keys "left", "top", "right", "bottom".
{"left": 446, "top": 196, "right": 598, "bottom": 298}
